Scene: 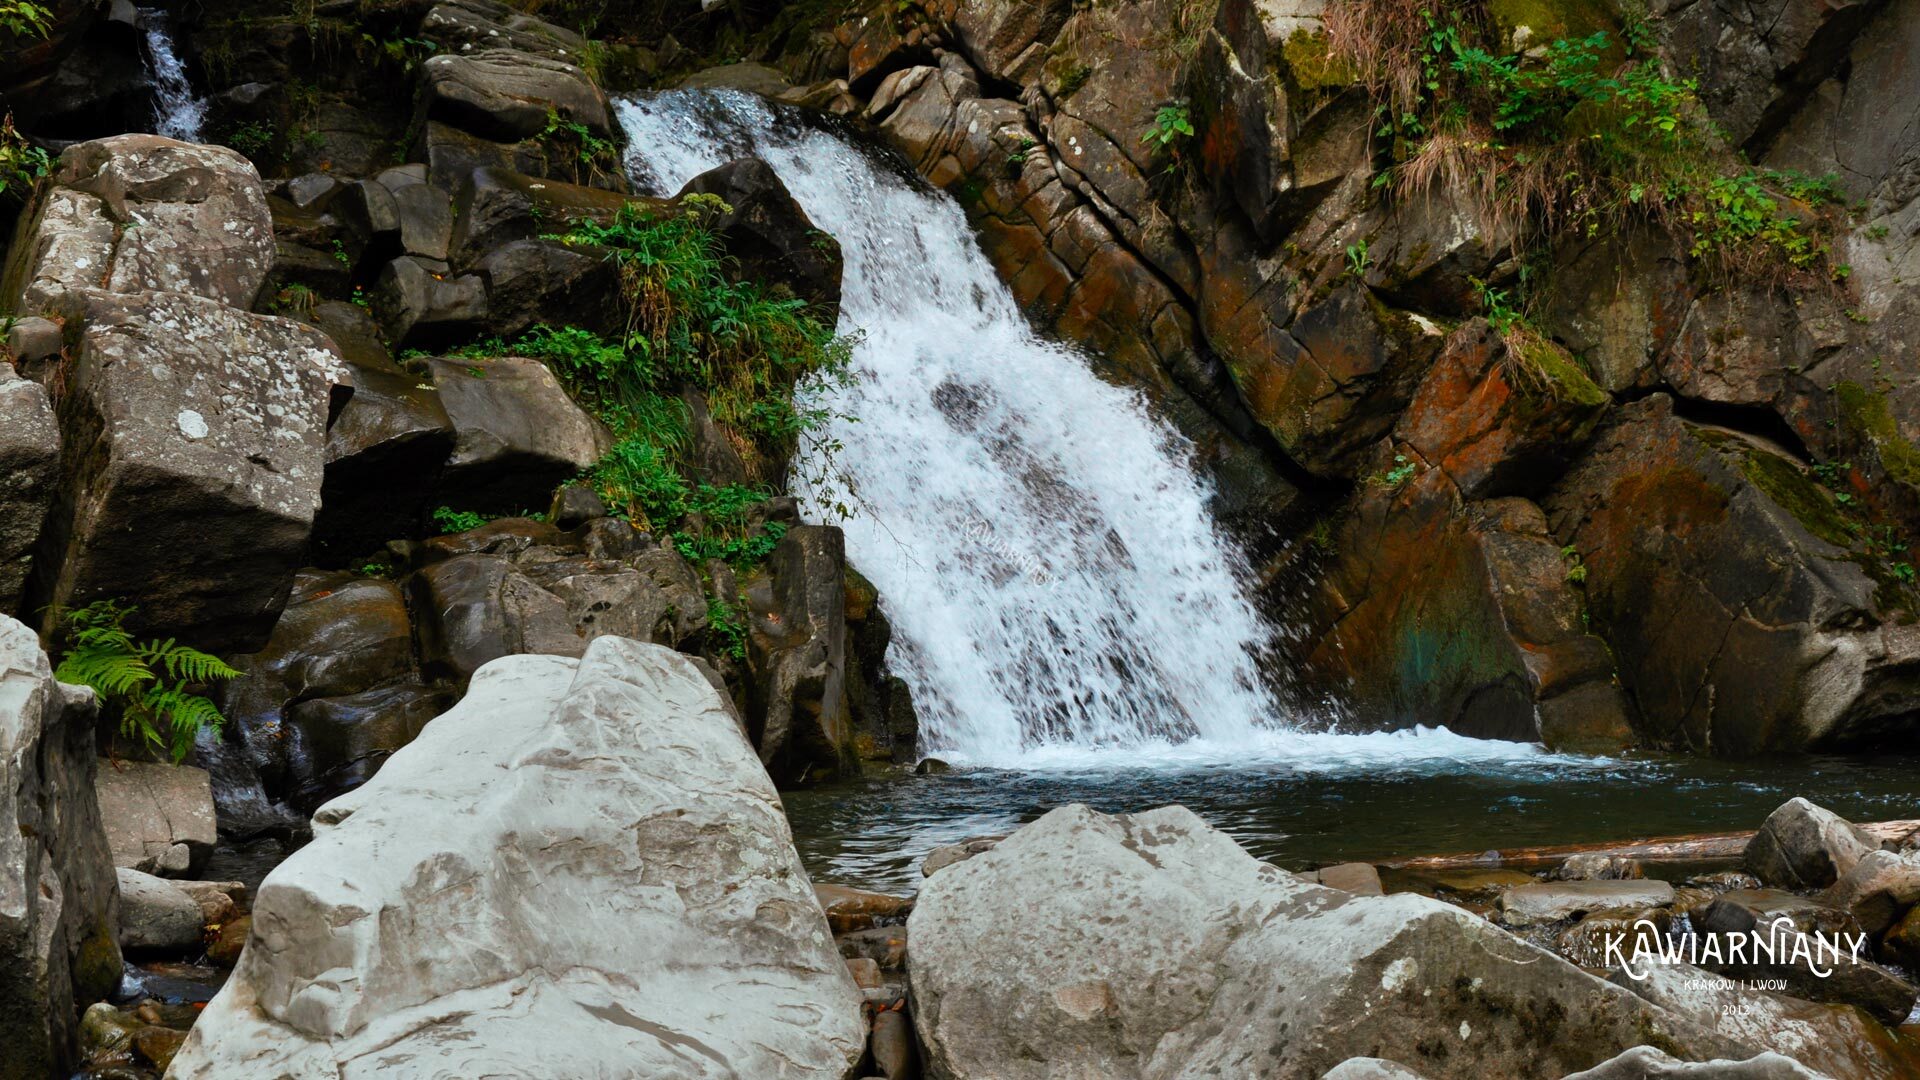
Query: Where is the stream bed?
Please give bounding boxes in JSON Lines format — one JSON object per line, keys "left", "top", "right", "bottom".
{"left": 785, "top": 738, "right": 1920, "bottom": 894}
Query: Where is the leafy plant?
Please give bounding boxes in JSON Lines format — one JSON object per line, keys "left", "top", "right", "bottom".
{"left": 0, "top": 112, "right": 50, "bottom": 205}
{"left": 0, "top": 0, "right": 52, "bottom": 40}
{"left": 224, "top": 121, "right": 276, "bottom": 159}
{"left": 54, "top": 601, "right": 240, "bottom": 763}
{"left": 432, "top": 506, "right": 489, "bottom": 533}
{"left": 1561, "top": 544, "right": 1588, "bottom": 585}
{"left": 1371, "top": 453, "right": 1419, "bottom": 489}
{"left": 1344, "top": 239, "right": 1370, "bottom": 277}
{"left": 1141, "top": 101, "right": 1195, "bottom": 149}
{"left": 705, "top": 596, "right": 749, "bottom": 660}
{"left": 536, "top": 109, "right": 620, "bottom": 186}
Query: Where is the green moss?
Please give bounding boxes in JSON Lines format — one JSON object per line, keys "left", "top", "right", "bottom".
{"left": 74, "top": 924, "right": 122, "bottom": 1004}
{"left": 1835, "top": 381, "right": 1920, "bottom": 491}
{"left": 1281, "top": 29, "right": 1355, "bottom": 92}
{"left": 1516, "top": 337, "right": 1608, "bottom": 407}
{"left": 1484, "top": 0, "right": 1621, "bottom": 49}
{"left": 1724, "top": 441, "right": 1856, "bottom": 548}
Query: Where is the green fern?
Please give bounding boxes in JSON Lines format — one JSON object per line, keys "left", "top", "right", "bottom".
{"left": 54, "top": 600, "right": 241, "bottom": 763}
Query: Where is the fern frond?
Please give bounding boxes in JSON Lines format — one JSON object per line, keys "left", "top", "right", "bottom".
{"left": 56, "top": 646, "right": 155, "bottom": 696}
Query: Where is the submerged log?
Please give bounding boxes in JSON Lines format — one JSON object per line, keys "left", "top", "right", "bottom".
{"left": 1382, "top": 820, "right": 1920, "bottom": 872}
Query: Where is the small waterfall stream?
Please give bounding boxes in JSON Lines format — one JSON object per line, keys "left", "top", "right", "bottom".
{"left": 620, "top": 90, "right": 1299, "bottom": 764}
{"left": 140, "top": 8, "right": 208, "bottom": 142}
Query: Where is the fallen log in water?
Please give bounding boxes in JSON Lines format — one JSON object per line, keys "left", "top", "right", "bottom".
{"left": 1382, "top": 820, "right": 1920, "bottom": 872}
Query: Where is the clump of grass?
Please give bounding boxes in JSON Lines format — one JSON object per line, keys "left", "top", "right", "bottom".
{"left": 1324, "top": 0, "right": 1844, "bottom": 281}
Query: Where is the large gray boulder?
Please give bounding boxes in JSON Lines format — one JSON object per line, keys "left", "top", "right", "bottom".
{"left": 427, "top": 354, "right": 610, "bottom": 515}
{"left": 0, "top": 614, "right": 119, "bottom": 1080}
{"left": 908, "top": 804, "right": 1751, "bottom": 1080}
{"left": 419, "top": 49, "right": 610, "bottom": 143}
{"left": 92, "top": 761, "right": 218, "bottom": 876}
{"left": 3, "top": 135, "right": 275, "bottom": 313}
{"left": 1745, "top": 798, "right": 1880, "bottom": 889}
{"left": 28, "top": 288, "right": 341, "bottom": 653}
{"left": 114, "top": 868, "right": 205, "bottom": 953}
{"left": 169, "top": 638, "right": 866, "bottom": 1079}
{"left": 0, "top": 366, "right": 58, "bottom": 615}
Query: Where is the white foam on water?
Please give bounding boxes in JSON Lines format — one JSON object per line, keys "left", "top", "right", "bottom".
{"left": 141, "top": 9, "right": 208, "bottom": 142}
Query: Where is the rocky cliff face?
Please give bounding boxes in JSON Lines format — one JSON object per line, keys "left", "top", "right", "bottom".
{"left": 744, "top": 0, "right": 1920, "bottom": 756}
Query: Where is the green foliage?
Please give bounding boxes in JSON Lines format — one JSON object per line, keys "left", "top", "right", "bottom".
{"left": 1332, "top": 2, "right": 1844, "bottom": 279}
{"left": 0, "top": 113, "right": 50, "bottom": 205}
{"left": 224, "top": 121, "right": 277, "bottom": 159}
{"left": 1470, "top": 276, "right": 1526, "bottom": 336}
{"left": 1344, "top": 240, "right": 1370, "bottom": 277}
{"left": 537, "top": 109, "right": 620, "bottom": 186}
{"left": 705, "top": 596, "right": 749, "bottom": 661}
{"left": 54, "top": 601, "right": 239, "bottom": 763}
{"left": 361, "top": 33, "right": 437, "bottom": 73}
{"left": 1370, "top": 453, "right": 1419, "bottom": 489}
{"left": 1140, "top": 101, "right": 1195, "bottom": 149}
{"left": 432, "top": 506, "right": 490, "bottom": 534}
{"left": 0, "top": 0, "right": 51, "bottom": 40}
{"left": 1560, "top": 544, "right": 1587, "bottom": 585}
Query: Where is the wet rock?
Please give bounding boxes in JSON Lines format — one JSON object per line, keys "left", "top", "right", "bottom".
{"left": 909, "top": 804, "right": 1748, "bottom": 1079}
{"left": 0, "top": 366, "right": 58, "bottom": 615}
{"left": 313, "top": 355, "right": 457, "bottom": 562}
{"left": 133, "top": 1025, "right": 187, "bottom": 1071}
{"left": 816, "top": 884, "right": 912, "bottom": 933}
{"left": 0, "top": 615, "right": 119, "bottom": 1079}
{"left": 1557, "top": 908, "right": 1670, "bottom": 968}
{"left": 1555, "top": 854, "right": 1646, "bottom": 881}
{"left": 1545, "top": 396, "right": 1920, "bottom": 755}
{"left": 1301, "top": 475, "right": 1634, "bottom": 750}
{"left": 92, "top": 762, "right": 216, "bottom": 877}
{"left": 870, "top": 1008, "right": 917, "bottom": 1080}
{"left": 1697, "top": 889, "right": 1859, "bottom": 938}
{"left": 745, "top": 525, "right": 857, "bottom": 783}
{"left": 678, "top": 159, "right": 843, "bottom": 315}
{"left": 171, "top": 641, "right": 866, "bottom": 1078}
{"left": 5, "top": 135, "right": 274, "bottom": 312}
{"left": 419, "top": 49, "right": 610, "bottom": 143}
{"left": 1313, "top": 862, "right": 1385, "bottom": 896}
{"left": 845, "top": 956, "right": 882, "bottom": 988}
{"left": 1410, "top": 867, "right": 1540, "bottom": 897}
{"left": 282, "top": 682, "right": 444, "bottom": 814}
{"left": 1745, "top": 798, "right": 1880, "bottom": 889}
{"left": 421, "top": 516, "right": 566, "bottom": 563}
{"left": 680, "top": 61, "right": 795, "bottom": 96}
{"left": 172, "top": 882, "right": 244, "bottom": 927}
{"left": 1395, "top": 319, "right": 1609, "bottom": 500}
{"left": 921, "top": 835, "right": 1003, "bottom": 876}
{"left": 1704, "top": 948, "right": 1917, "bottom": 1027}
{"left": 475, "top": 237, "right": 622, "bottom": 339}
{"left": 371, "top": 256, "right": 489, "bottom": 349}
{"left": 838, "top": 926, "right": 908, "bottom": 971}
{"left": 1497, "top": 880, "right": 1677, "bottom": 926}
{"left": 115, "top": 869, "right": 204, "bottom": 954}
{"left": 548, "top": 484, "right": 606, "bottom": 530}
{"left": 27, "top": 288, "right": 340, "bottom": 653}
{"left": 447, "top": 166, "right": 642, "bottom": 268}
{"left": 1821, "top": 849, "right": 1920, "bottom": 937}
{"left": 79, "top": 1000, "right": 140, "bottom": 1061}
{"left": 427, "top": 354, "right": 611, "bottom": 515}
{"left": 205, "top": 914, "right": 250, "bottom": 967}
{"left": 411, "top": 554, "right": 580, "bottom": 686}
{"left": 1615, "top": 964, "right": 1912, "bottom": 1080}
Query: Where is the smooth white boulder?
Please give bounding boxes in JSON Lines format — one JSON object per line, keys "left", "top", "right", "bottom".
{"left": 168, "top": 637, "right": 865, "bottom": 1079}
{"left": 909, "top": 804, "right": 1753, "bottom": 1080}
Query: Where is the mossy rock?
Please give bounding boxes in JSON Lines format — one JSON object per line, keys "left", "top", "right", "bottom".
{"left": 1836, "top": 380, "right": 1920, "bottom": 491}
{"left": 1280, "top": 28, "right": 1355, "bottom": 93}
{"left": 1691, "top": 428, "right": 1854, "bottom": 548}
{"left": 1485, "top": 0, "right": 1620, "bottom": 50}
{"left": 1515, "top": 336, "right": 1609, "bottom": 409}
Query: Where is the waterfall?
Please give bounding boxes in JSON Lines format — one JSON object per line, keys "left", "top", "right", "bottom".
{"left": 140, "top": 8, "right": 208, "bottom": 143}
{"left": 619, "top": 90, "right": 1302, "bottom": 765}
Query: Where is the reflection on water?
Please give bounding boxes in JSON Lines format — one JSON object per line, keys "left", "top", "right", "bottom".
{"left": 784, "top": 747, "right": 1920, "bottom": 894}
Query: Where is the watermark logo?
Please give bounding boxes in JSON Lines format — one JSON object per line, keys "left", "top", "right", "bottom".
{"left": 1607, "top": 916, "right": 1868, "bottom": 982}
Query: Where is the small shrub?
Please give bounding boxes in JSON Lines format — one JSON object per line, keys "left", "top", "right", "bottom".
{"left": 1141, "top": 101, "right": 1195, "bottom": 149}
{"left": 431, "top": 506, "right": 490, "bottom": 534}
{"left": 705, "top": 596, "right": 749, "bottom": 661}
{"left": 1370, "top": 453, "right": 1418, "bottom": 489}
{"left": 0, "top": 112, "right": 51, "bottom": 205}
{"left": 54, "top": 601, "right": 239, "bottom": 763}
{"left": 0, "top": 0, "right": 52, "bottom": 40}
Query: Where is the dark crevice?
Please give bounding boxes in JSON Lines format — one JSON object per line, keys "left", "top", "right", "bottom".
{"left": 1665, "top": 393, "right": 1815, "bottom": 463}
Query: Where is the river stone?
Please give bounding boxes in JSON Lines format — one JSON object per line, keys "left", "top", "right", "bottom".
{"left": 1821, "top": 848, "right": 1920, "bottom": 936}
{"left": 1498, "top": 880, "right": 1677, "bottom": 926}
{"left": 427, "top": 354, "right": 611, "bottom": 515}
{"left": 28, "top": 288, "right": 341, "bottom": 653}
{"left": 115, "top": 869, "right": 204, "bottom": 954}
{"left": 1313, "top": 862, "right": 1385, "bottom": 895}
{"left": 1697, "top": 889, "right": 1859, "bottom": 939}
{"left": 1564, "top": 1047, "right": 1823, "bottom": 1079}
{"left": 0, "top": 366, "right": 58, "bottom": 615}
{"left": 1614, "top": 964, "right": 1913, "bottom": 1080}
{"left": 1745, "top": 798, "right": 1880, "bottom": 890}
{"left": 419, "top": 49, "right": 610, "bottom": 143}
{"left": 169, "top": 639, "right": 866, "bottom": 1078}
{"left": 91, "top": 761, "right": 217, "bottom": 876}
{"left": 4, "top": 135, "right": 274, "bottom": 313}
{"left": 0, "top": 614, "right": 119, "bottom": 1080}
{"left": 922, "top": 835, "right": 1006, "bottom": 876}
{"left": 908, "top": 804, "right": 1748, "bottom": 1079}
{"left": 1323, "top": 1062, "right": 1432, "bottom": 1080}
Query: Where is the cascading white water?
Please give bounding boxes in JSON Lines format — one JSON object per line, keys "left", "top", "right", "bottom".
{"left": 618, "top": 90, "right": 1546, "bottom": 769}
{"left": 141, "top": 9, "right": 208, "bottom": 142}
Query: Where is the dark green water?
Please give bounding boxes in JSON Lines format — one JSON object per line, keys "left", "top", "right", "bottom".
{"left": 784, "top": 745, "right": 1920, "bottom": 894}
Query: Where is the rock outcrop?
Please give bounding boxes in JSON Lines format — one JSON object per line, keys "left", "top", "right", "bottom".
{"left": 171, "top": 638, "right": 867, "bottom": 1078}
{"left": 908, "top": 803, "right": 1751, "bottom": 1079}
{"left": 92, "top": 761, "right": 218, "bottom": 877}
{"left": 0, "top": 614, "right": 119, "bottom": 1080}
